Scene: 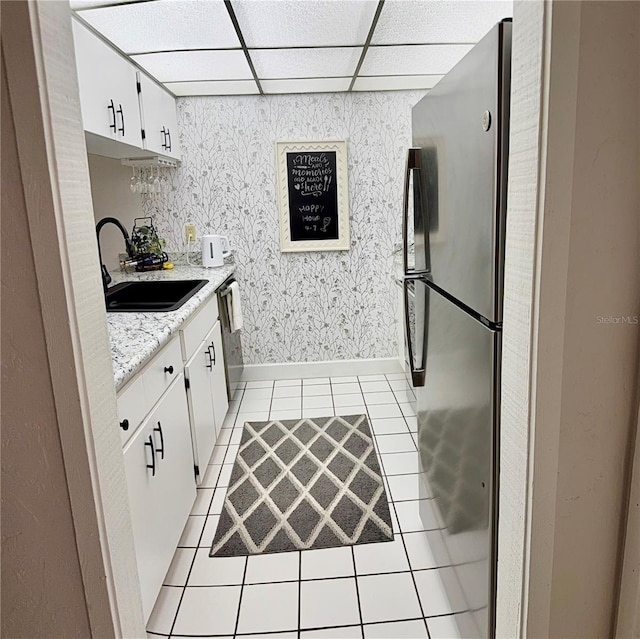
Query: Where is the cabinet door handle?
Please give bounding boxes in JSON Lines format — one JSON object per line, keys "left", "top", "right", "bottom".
{"left": 145, "top": 434, "right": 156, "bottom": 476}
{"left": 120, "top": 418, "right": 129, "bottom": 431}
{"left": 116, "top": 104, "right": 125, "bottom": 135}
{"left": 108, "top": 99, "right": 116, "bottom": 132}
{"left": 153, "top": 421, "right": 165, "bottom": 460}
{"left": 166, "top": 128, "right": 172, "bottom": 151}
{"left": 205, "top": 347, "right": 213, "bottom": 371}
{"left": 164, "top": 365, "right": 174, "bottom": 374}
{"left": 161, "top": 127, "right": 167, "bottom": 149}
{"left": 209, "top": 342, "right": 216, "bottom": 365}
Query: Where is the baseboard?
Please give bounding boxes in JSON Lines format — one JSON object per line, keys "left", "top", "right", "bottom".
{"left": 241, "top": 358, "right": 404, "bottom": 381}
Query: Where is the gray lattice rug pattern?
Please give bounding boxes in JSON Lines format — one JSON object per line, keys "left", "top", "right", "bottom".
{"left": 210, "top": 414, "right": 393, "bottom": 556}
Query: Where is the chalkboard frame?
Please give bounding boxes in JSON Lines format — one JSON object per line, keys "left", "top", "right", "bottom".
{"left": 276, "top": 140, "right": 350, "bottom": 252}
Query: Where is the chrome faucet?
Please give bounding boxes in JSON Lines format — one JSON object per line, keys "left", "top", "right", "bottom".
{"left": 96, "top": 217, "right": 134, "bottom": 293}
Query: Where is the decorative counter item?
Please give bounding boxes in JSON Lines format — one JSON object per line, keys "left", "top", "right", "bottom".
{"left": 276, "top": 140, "right": 350, "bottom": 252}
{"left": 125, "top": 216, "right": 168, "bottom": 271}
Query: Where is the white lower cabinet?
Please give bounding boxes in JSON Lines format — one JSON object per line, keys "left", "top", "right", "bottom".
{"left": 123, "top": 376, "right": 196, "bottom": 620}
{"left": 184, "top": 320, "right": 229, "bottom": 482}
{"left": 116, "top": 295, "right": 231, "bottom": 620}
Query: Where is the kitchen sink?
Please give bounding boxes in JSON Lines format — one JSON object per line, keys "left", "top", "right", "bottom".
{"left": 105, "top": 279, "right": 208, "bottom": 312}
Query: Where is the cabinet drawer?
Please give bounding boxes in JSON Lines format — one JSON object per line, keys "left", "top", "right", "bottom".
{"left": 117, "top": 373, "right": 146, "bottom": 446}
{"left": 180, "top": 295, "right": 219, "bottom": 361}
{"left": 143, "top": 336, "right": 182, "bottom": 408}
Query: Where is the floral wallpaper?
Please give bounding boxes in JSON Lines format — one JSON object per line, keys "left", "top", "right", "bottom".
{"left": 142, "top": 91, "right": 424, "bottom": 365}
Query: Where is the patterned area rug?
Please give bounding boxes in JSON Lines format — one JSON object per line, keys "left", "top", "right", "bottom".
{"left": 211, "top": 414, "right": 393, "bottom": 556}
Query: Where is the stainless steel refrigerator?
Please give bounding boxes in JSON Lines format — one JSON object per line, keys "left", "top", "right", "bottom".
{"left": 401, "top": 20, "right": 511, "bottom": 639}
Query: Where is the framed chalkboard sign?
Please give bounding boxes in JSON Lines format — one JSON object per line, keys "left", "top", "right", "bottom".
{"left": 276, "top": 140, "right": 349, "bottom": 252}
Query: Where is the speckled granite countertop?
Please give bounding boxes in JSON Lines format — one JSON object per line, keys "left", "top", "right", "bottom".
{"left": 108, "top": 263, "right": 235, "bottom": 391}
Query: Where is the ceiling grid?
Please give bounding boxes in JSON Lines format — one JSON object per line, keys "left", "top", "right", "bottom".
{"left": 70, "top": 0, "right": 513, "bottom": 97}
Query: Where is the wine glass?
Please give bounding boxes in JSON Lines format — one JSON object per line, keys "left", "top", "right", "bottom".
{"left": 145, "top": 167, "right": 155, "bottom": 194}
{"left": 160, "top": 167, "right": 169, "bottom": 193}
{"left": 129, "top": 166, "right": 138, "bottom": 192}
{"left": 152, "top": 166, "right": 161, "bottom": 194}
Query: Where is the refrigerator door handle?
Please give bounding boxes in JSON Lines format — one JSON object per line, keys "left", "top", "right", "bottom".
{"left": 404, "top": 275, "right": 426, "bottom": 387}
{"left": 403, "top": 147, "right": 423, "bottom": 275}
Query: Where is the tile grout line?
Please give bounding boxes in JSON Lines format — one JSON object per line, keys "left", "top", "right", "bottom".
{"left": 267, "top": 380, "right": 275, "bottom": 421}
{"left": 297, "top": 550, "right": 302, "bottom": 639}
{"left": 165, "top": 429, "right": 232, "bottom": 636}
{"left": 167, "top": 564, "right": 462, "bottom": 588}
{"left": 387, "top": 475, "right": 432, "bottom": 638}
{"left": 167, "top": 466, "right": 220, "bottom": 638}
{"left": 350, "top": 545, "right": 365, "bottom": 639}
{"left": 164, "top": 614, "right": 450, "bottom": 639}
{"left": 232, "top": 555, "right": 249, "bottom": 637}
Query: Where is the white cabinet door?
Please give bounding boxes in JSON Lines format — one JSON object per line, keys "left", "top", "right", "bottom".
{"left": 208, "top": 321, "right": 229, "bottom": 436}
{"left": 138, "top": 73, "right": 182, "bottom": 160}
{"left": 184, "top": 328, "right": 217, "bottom": 482}
{"left": 72, "top": 19, "right": 142, "bottom": 148}
{"left": 123, "top": 376, "right": 195, "bottom": 621}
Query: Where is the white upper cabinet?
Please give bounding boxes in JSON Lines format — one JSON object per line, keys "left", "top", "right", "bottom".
{"left": 72, "top": 18, "right": 181, "bottom": 161}
{"left": 138, "top": 73, "right": 181, "bottom": 160}
{"left": 72, "top": 18, "right": 142, "bottom": 149}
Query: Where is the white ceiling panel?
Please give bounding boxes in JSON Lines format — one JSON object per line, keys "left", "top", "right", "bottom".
{"left": 132, "top": 50, "right": 253, "bottom": 82}
{"left": 78, "top": 0, "right": 240, "bottom": 53}
{"left": 165, "top": 80, "right": 259, "bottom": 96}
{"left": 360, "top": 44, "right": 473, "bottom": 76}
{"left": 251, "top": 47, "right": 362, "bottom": 79}
{"left": 262, "top": 78, "right": 352, "bottom": 94}
{"left": 70, "top": 0, "right": 147, "bottom": 9}
{"left": 353, "top": 74, "right": 443, "bottom": 92}
{"left": 233, "top": 0, "right": 378, "bottom": 48}
{"left": 372, "top": 0, "right": 513, "bottom": 45}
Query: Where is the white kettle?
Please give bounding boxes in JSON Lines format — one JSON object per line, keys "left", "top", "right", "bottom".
{"left": 202, "top": 234, "right": 231, "bottom": 268}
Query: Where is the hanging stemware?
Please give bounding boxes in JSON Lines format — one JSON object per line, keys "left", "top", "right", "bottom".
{"left": 153, "top": 165, "right": 161, "bottom": 194}
{"left": 129, "top": 166, "right": 138, "bottom": 192}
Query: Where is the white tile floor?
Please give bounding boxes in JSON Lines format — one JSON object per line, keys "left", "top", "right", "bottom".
{"left": 146, "top": 374, "right": 463, "bottom": 639}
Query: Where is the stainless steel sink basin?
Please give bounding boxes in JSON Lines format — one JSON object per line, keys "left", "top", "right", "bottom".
{"left": 105, "top": 279, "right": 208, "bottom": 312}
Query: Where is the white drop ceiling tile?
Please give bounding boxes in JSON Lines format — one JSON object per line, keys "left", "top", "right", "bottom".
{"left": 132, "top": 50, "right": 252, "bottom": 83}
{"left": 78, "top": 0, "right": 240, "bottom": 53}
{"left": 372, "top": 0, "right": 513, "bottom": 45}
{"left": 251, "top": 47, "right": 362, "bottom": 79}
{"left": 71, "top": 0, "right": 143, "bottom": 9}
{"left": 353, "top": 75, "right": 443, "bottom": 92}
{"left": 360, "top": 44, "right": 473, "bottom": 77}
{"left": 165, "top": 80, "right": 260, "bottom": 96}
{"left": 233, "top": 0, "right": 378, "bottom": 48}
{"left": 262, "top": 78, "right": 351, "bottom": 95}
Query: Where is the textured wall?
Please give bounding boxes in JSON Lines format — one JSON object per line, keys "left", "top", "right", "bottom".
{"left": 499, "top": 1, "right": 640, "bottom": 637}
{"left": 496, "top": 1, "right": 545, "bottom": 636}
{"left": 2, "top": 2, "right": 146, "bottom": 636}
{"left": 2, "top": 33, "right": 93, "bottom": 639}
{"left": 142, "top": 91, "right": 423, "bottom": 365}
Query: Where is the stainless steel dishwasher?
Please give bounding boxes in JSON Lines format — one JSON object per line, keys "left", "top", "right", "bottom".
{"left": 217, "top": 276, "right": 244, "bottom": 399}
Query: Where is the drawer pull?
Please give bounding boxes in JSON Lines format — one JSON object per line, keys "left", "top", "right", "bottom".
{"left": 164, "top": 365, "right": 174, "bottom": 374}
{"left": 116, "top": 103, "right": 125, "bottom": 135}
{"left": 145, "top": 434, "right": 156, "bottom": 476}
{"left": 120, "top": 418, "right": 129, "bottom": 431}
{"left": 209, "top": 342, "right": 216, "bottom": 365}
{"left": 153, "top": 421, "right": 165, "bottom": 460}
{"left": 108, "top": 99, "right": 116, "bottom": 132}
